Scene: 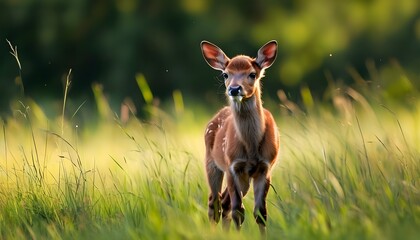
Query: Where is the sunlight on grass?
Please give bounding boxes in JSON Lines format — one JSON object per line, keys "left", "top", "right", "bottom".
{"left": 1, "top": 39, "right": 419, "bottom": 239}
{"left": 0, "top": 92, "right": 419, "bottom": 239}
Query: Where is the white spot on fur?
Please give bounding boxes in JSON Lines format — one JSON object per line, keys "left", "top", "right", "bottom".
{"left": 222, "top": 136, "right": 227, "bottom": 152}
{"left": 205, "top": 122, "right": 215, "bottom": 135}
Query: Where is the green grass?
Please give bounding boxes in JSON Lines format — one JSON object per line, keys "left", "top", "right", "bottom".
{"left": 0, "top": 93, "right": 419, "bottom": 239}
{"left": 2, "top": 39, "right": 420, "bottom": 239}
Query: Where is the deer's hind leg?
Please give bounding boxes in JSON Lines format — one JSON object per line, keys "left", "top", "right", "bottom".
{"left": 206, "top": 160, "right": 224, "bottom": 224}
{"left": 220, "top": 187, "right": 231, "bottom": 230}
{"left": 253, "top": 165, "right": 271, "bottom": 236}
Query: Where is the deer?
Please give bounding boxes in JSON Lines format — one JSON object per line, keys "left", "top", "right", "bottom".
{"left": 200, "top": 40, "right": 280, "bottom": 236}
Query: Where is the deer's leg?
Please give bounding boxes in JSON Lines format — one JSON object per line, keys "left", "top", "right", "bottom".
{"left": 206, "top": 160, "right": 224, "bottom": 224}
{"left": 228, "top": 161, "right": 250, "bottom": 230}
{"left": 221, "top": 188, "right": 231, "bottom": 230}
{"left": 253, "top": 165, "right": 271, "bottom": 236}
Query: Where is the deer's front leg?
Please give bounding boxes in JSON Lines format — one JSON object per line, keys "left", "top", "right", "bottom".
{"left": 228, "top": 161, "right": 250, "bottom": 230}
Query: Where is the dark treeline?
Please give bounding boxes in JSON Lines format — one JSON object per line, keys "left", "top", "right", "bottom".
{"left": 1, "top": 0, "right": 419, "bottom": 117}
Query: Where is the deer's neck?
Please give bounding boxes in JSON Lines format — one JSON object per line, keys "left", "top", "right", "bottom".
{"left": 231, "top": 90, "right": 265, "bottom": 155}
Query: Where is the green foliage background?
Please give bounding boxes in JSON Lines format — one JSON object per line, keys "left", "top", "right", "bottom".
{"left": 1, "top": 0, "right": 420, "bottom": 117}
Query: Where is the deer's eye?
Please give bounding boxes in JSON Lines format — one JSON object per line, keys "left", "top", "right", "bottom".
{"left": 249, "top": 72, "right": 256, "bottom": 80}
{"left": 222, "top": 73, "right": 229, "bottom": 79}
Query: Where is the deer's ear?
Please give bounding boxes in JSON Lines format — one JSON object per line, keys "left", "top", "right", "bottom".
{"left": 201, "top": 41, "right": 229, "bottom": 71}
{"left": 256, "top": 40, "right": 277, "bottom": 69}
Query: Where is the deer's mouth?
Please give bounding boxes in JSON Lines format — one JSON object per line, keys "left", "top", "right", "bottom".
{"left": 230, "top": 95, "right": 244, "bottom": 103}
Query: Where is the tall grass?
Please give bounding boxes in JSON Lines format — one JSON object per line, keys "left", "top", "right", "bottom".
{"left": 1, "top": 88, "right": 419, "bottom": 239}
{"left": 274, "top": 101, "right": 420, "bottom": 240}
{"left": 0, "top": 41, "right": 419, "bottom": 239}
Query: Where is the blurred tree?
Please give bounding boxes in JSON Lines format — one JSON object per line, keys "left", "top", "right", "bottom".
{"left": 1, "top": 0, "right": 419, "bottom": 117}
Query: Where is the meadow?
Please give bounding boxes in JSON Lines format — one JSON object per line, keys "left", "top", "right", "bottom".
{"left": 0, "top": 48, "right": 420, "bottom": 239}
{"left": 1, "top": 83, "right": 419, "bottom": 240}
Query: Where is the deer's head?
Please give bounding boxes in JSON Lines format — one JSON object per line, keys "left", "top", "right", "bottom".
{"left": 201, "top": 41, "right": 277, "bottom": 104}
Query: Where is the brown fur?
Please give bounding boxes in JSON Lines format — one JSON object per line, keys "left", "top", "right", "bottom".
{"left": 201, "top": 41, "right": 279, "bottom": 235}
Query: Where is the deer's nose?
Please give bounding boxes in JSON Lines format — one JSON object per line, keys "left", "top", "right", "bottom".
{"left": 228, "top": 86, "right": 242, "bottom": 96}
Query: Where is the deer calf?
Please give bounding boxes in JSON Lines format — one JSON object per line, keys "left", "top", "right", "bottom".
{"left": 201, "top": 41, "right": 279, "bottom": 235}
